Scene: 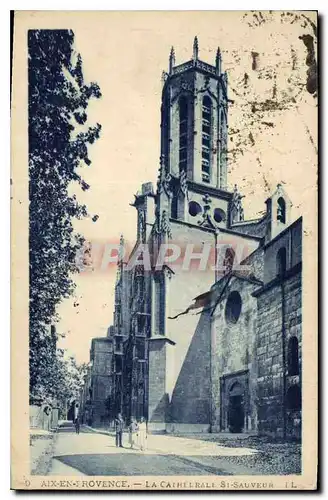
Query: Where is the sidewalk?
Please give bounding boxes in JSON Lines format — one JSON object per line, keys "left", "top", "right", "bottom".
{"left": 30, "top": 429, "right": 58, "bottom": 475}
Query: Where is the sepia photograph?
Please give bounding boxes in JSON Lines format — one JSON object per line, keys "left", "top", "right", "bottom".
{"left": 11, "top": 10, "right": 318, "bottom": 490}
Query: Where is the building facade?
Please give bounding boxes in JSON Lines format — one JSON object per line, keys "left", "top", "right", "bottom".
{"left": 85, "top": 39, "right": 302, "bottom": 439}
{"left": 79, "top": 336, "right": 113, "bottom": 426}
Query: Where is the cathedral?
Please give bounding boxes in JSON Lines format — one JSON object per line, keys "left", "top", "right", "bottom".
{"left": 80, "top": 38, "right": 302, "bottom": 440}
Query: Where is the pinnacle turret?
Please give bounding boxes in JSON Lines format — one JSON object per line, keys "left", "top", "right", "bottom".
{"left": 169, "top": 46, "right": 175, "bottom": 74}
{"left": 193, "top": 36, "right": 199, "bottom": 61}
{"left": 216, "top": 46, "right": 222, "bottom": 73}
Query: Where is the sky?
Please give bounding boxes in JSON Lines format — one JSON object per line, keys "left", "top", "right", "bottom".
{"left": 33, "top": 10, "right": 318, "bottom": 363}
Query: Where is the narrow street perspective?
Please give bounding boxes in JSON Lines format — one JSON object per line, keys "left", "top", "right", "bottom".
{"left": 32, "top": 421, "right": 301, "bottom": 477}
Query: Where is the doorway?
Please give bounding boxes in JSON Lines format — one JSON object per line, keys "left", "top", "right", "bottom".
{"left": 228, "top": 382, "right": 244, "bottom": 433}
{"left": 220, "top": 371, "right": 249, "bottom": 433}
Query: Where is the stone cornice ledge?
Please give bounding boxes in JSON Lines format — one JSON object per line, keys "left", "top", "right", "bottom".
{"left": 148, "top": 335, "right": 176, "bottom": 346}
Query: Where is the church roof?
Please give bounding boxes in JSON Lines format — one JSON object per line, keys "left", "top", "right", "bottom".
{"left": 230, "top": 214, "right": 268, "bottom": 239}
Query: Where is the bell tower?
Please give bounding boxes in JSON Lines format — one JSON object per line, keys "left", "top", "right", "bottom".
{"left": 160, "top": 37, "right": 228, "bottom": 190}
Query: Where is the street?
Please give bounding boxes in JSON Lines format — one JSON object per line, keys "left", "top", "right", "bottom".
{"left": 47, "top": 422, "right": 301, "bottom": 476}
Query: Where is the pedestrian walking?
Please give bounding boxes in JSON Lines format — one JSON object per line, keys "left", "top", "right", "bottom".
{"left": 115, "top": 413, "right": 124, "bottom": 448}
{"left": 128, "top": 418, "right": 139, "bottom": 449}
{"left": 137, "top": 417, "right": 147, "bottom": 451}
{"left": 74, "top": 416, "right": 80, "bottom": 435}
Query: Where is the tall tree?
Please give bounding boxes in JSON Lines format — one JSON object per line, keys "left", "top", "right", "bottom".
{"left": 28, "top": 30, "right": 102, "bottom": 403}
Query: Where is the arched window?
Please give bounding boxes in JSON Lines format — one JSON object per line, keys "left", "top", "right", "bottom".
{"left": 202, "top": 96, "right": 212, "bottom": 183}
{"left": 220, "top": 109, "right": 226, "bottom": 139}
{"left": 225, "top": 291, "right": 242, "bottom": 324}
{"left": 162, "top": 97, "right": 170, "bottom": 164}
{"left": 219, "top": 109, "right": 227, "bottom": 187}
{"left": 154, "top": 274, "right": 165, "bottom": 335}
{"left": 223, "top": 247, "right": 235, "bottom": 275}
{"left": 229, "top": 381, "right": 243, "bottom": 397}
{"left": 286, "top": 385, "right": 301, "bottom": 411}
{"left": 288, "top": 336, "right": 299, "bottom": 375}
{"left": 115, "top": 356, "right": 123, "bottom": 374}
{"left": 277, "top": 197, "right": 286, "bottom": 224}
{"left": 179, "top": 96, "right": 188, "bottom": 174}
{"left": 276, "top": 247, "right": 287, "bottom": 278}
{"left": 136, "top": 338, "right": 146, "bottom": 360}
{"left": 134, "top": 265, "right": 145, "bottom": 298}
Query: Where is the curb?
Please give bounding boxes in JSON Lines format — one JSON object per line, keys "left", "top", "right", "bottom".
{"left": 83, "top": 425, "right": 115, "bottom": 437}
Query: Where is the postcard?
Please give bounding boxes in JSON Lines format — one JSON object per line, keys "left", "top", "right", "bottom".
{"left": 11, "top": 10, "right": 318, "bottom": 490}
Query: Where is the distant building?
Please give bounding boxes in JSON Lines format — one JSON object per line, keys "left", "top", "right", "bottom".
{"left": 79, "top": 337, "right": 113, "bottom": 426}
{"left": 79, "top": 363, "right": 94, "bottom": 425}
{"left": 85, "top": 38, "right": 302, "bottom": 439}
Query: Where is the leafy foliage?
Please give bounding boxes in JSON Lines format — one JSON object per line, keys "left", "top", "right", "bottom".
{"left": 28, "top": 29, "right": 101, "bottom": 403}
{"left": 55, "top": 354, "right": 89, "bottom": 417}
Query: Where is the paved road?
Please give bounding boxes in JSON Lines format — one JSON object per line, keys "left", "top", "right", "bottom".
{"left": 48, "top": 424, "right": 243, "bottom": 476}
{"left": 48, "top": 423, "right": 300, "bottom": 476}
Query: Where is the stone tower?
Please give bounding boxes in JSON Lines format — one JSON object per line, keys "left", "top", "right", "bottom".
{"left": 161, "top": 38, "right": 228, "bottom": 191}
{"left": 159, "top": 38, "right": 231, "bottom": 230}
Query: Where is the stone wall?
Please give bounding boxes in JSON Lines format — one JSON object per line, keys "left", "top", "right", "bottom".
{"left": 90, "top": 338, "right": 113, "bottom": 426}
{"left": 263, "top": 218, "right": 302, "bottom": 284}
{"left": 256, "top": 283, "right": 284, "bottom": 436}
{"left": 255, "top": 217, "right": 302, "bottom": 438}
{"left": 163, "top": 222, "right": 216, "bottom": 406}
{"left": 29, "top": 405, "right": 58, "bottom": 431}
{"left": 255, "top": 267, "right": 302, "bottom": 438}
{"left": 169, "top": 308, "right": 211, "bottom": 427}
{"left": 147, "top": 219, "right": 261, "bottom": 428}
{"left": 284, "top": 270, "right": 302, "bottom": 440}
{"left": 211, "top": 276, "right": 259, "bottom": 433}
{"left": 148, "top": 338, "right": 170, "bottom": 430}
